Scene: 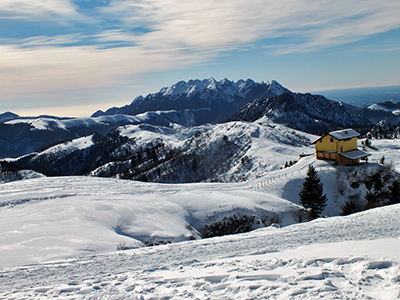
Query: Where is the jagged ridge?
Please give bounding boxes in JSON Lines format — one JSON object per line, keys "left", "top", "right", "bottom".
{"left": 93, "top": 78, "right": 291, "bottom": 125}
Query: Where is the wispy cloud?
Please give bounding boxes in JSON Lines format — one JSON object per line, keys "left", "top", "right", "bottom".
{"left": 0, "top": 0, "right": 83, "bottom": 21}
{"left": 3, "top": 0, "right": 400, "bottom": 51}
{"left": 1, "top": 0, "right": 400, "bottom": 98}
{"left": 0, "top": 34, "right": 83, "bottom": 47}
{"left": 101, "top": 0, "right": 400, "bottom": 53}
{"left": 0, "top": 44, "right": 215, "bottom": 95}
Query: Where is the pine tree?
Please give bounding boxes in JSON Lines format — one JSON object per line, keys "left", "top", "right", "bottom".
{"left": 372, "top": 173, "right": 383, "bottom": 191}
{"left": 340, "top": 199, "right": 359, "bottom": 216}
{"left": 299, "top": 165, "right": 327, "bottom": 220}
{"left": 364, "top": 190, "right": 379, "bottom": 210}
{"left": 389, "top": 180, "right": 400, "bottom": 204}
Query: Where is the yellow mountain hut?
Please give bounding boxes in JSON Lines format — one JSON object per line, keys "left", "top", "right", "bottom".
{"left": 313, "top": 129, "right": 370, "bottom": 166}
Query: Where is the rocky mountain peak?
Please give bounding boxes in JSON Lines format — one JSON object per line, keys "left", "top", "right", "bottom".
{"left": 93, "top": 78, "right": 290, "bottom": 125}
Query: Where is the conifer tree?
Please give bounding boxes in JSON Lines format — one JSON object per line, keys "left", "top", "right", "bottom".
{"left": 299, "top": 165, "right": 327, "bottom": 220}
{"left": 364, "top": 190, "right": 379, "bottom": 210}
{"left": 340, "top": 199, "right": 359, "bottom": 216}
{"left": 389, "top": 180, "right": 400, "bottom": 204}
{"left": 372, "top": 173, "right": 383, "bottom": 191}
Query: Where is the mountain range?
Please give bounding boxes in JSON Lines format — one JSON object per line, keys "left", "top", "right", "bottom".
{"left": 0, "top": 78, "right": 290, "bottom": 159}
{"left": 0, "top": 78, "right": 397, "bottom": 167}
{"left": 92, "top": 78, "right": 291, "bottom": 126}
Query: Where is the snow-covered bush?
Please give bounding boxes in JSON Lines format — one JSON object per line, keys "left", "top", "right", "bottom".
{"left": 201, "top": 212, "right": 256, "bottom": 238}
{"left": 116, "top": 242, "right": 136, "bottom": 251}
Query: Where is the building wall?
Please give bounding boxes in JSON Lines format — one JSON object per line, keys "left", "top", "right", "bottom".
{"left": 338, "top": 137, "right": 357, "bottom": 153}
{"left": 316, "top": 135, "right": 358, "bottom": 153}
{"left": 315, "top": 135, "right": 359, "bottom": 165}
{"left": 315, "top": 135, "right": 338, "bottom": 152}
{"left": 316, "top": 152, "right": 337, "bottom": 160}
{"left": 338, "top": 156, "right": 359, "bottom": 166}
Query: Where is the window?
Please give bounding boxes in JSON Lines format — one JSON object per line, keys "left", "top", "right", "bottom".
{"left": 330, "top": 137, "right": 334, "bottom": 143}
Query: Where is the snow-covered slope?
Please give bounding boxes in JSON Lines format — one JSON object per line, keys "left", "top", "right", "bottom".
{"left": 231, "top": 93, "right": 371, "bottom": 134}
{"left": 3, "top": 121, "right": 313, "bottom": 182}
{"left": 0, "top": 177, "right": 399, "bottom": 299}
{"left": 94, "top": 78, "right": 291, "bottom": 125}
{"left": 0, "top": 79, "right": 289, "bottom": 159}
{"left": 0, "top": 176, "right": 304, "bottom": 267}
{"left": 0, "top": 112, "right": 190, "bottom": 159}
{"left": 1, "top": 138, "right": 399, "bottom": 267}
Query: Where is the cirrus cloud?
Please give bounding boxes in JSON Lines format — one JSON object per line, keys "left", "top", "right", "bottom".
{"left": 0, "top": 0, "right": 400, "bottom": 100}
{"left": 0, "top": 0, "right": 83, "bottom": 20}
{"left": 102, "top": 0, "right": 400, "bottom": 52}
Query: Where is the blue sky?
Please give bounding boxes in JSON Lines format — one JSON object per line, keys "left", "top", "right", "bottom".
{"left": 1, "top": 0, "right": 400, "bottom": 117}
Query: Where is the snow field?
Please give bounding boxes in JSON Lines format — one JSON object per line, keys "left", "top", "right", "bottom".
{"left": 367, "top": 139, "right": 400, "bottom": 172}
{"left": 0, "top": 176, "right": 301, "bottom": 267}
{"left": 1, "top": 204, "right": 400, "bottom": 299}
{"left": 120, "top": 239, "right": 400, "bottom": 300}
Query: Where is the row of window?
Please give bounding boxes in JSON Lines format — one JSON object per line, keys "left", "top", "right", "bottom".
{"left": 327, "top": 137, "right": 352, "bottom": 143}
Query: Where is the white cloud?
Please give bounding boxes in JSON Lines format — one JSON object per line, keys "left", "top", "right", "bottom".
{"left": 1, "top": 0, "right": 400, "bottom": 99}
{"left": 0, "top": 0, "right": 85, "bottom": 21}
{"left": 103, "top": 0, "right": 400, "bottom": 53}
{"left": 0, "top": 34, "right": 83, "bottom": 47}
{"left": 0, "top": 44, "right": 215, "bottom": 95}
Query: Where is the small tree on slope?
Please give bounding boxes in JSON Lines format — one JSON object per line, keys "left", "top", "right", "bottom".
{"left": 299, "top": 164, "right": 327, "bottom": 220}
{"left": 389, "top": 180, "right": 400, "bottom": 204}
{"left": 340, "top": 199, "right": 361, "bottom": 216}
